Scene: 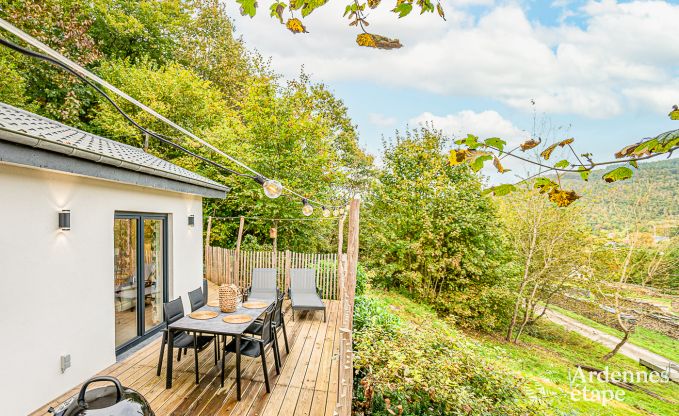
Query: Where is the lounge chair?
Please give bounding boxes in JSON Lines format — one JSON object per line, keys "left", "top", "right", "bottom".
{"left": 289, "top": 268, "right": 326, "bottom": 322}
{"left": 248, "top": 268, "right": 278, "bottom": 301}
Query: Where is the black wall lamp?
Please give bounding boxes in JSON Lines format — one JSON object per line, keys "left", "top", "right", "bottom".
{"left": 58, "top": 210, "right": 71, "bottom": 231}
{"left": 188, "top": 214, "right": 195, "bottom": 227}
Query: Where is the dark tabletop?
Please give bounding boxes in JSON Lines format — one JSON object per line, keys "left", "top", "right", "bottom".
{"left": 168, "top": 298, "right": 273, "bottom": 335}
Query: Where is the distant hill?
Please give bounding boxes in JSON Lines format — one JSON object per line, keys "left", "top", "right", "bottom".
{"left": 560, "top": 157, "right": 679, "bottom": 235}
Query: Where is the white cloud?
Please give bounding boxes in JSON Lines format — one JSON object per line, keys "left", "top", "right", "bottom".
{"left": 225, "top": 1, "right": 679, "bottom": 119}
{"left": 368, "top": 113, "right": 398, "bottom": 127}
{"left": 409, "top": 110, "right": 528, "bottom": 145}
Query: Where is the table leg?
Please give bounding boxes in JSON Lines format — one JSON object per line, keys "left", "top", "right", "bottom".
{"left": 236, "top": 335, "right": 241, "bottom": 400}
{"left": 166, "top": 329, "right": 174, "bottom": 388}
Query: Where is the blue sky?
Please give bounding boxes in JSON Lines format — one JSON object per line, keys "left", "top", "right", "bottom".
{"left": 225, "top": 0, "right": 679, "bottom": 180}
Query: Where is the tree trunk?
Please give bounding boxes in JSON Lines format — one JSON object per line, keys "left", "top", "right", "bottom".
{"left": 603, "top": 328, "right": 631, "bottom": 361}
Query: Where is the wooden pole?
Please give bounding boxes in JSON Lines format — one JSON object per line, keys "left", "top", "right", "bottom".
{"left": 234, "top": 216, "right": 245, "bottom": 286}
{"left": 337, "top": 197, "right": 360, "bottom": 415}
{"left": 337, "top": 213, "right": 346, "bottom": 301}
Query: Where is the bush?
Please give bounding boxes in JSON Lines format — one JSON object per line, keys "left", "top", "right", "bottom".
{"left": 353, "top": 294, "right": 542, "bottom": 416}
{"left": 356, "top": 264, "right": 368, "bottom": 297}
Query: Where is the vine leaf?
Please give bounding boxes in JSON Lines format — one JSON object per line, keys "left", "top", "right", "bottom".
{"left": 534, "top": 177, "right": 558, "bottom": 194}
{"left": 493, "top": 156, "right": 510, "bottom": 173}
{"left": 469, "top": 151, "right": 493, "bottom": 172}
{"left": 578, "top": 167, "right": 590, "bottom": 181}
{"left": 520, "top": 138, "right": 541, "bottom": 151}
{"left": 483, "top": 183, "right": 516, "bottom": 196}
{"left": 484, "top": 137, "right": 506, "bottom": 152}
{"left": 286, "top": 18, "right": 308, "bottom": 33}
{"left": 670, "top": 105, "right": 679, "bottom": 120}
{"left": 554, "top": 159, "right": 570, "bottom": 169}
{"left": 558, "top": 138, "right": 575, "bottom": 147}
{"left": 548, "top": 188, "right": 580, "bottom": 207}
{"left": 615, "top": 142, "right": 639, "bottom": 158}
{"left": 455, "top": 134, "right": 480, "bottom": 149}
{"left": 356, "top": 33, "right": 402, "bottom": 49}
{"left": 449, "top": 149, "right": 469, "bottom": 166}
{"left": 393, "top": 2, "right": 413, "bottom": 17}
{"left": 629, "top": 160, "right": 639, "bottom": 169}
{"left": 237, "top": 0, "right": 257, "bottom": 17}
{"left": 540, "top": 143, "right": 558, "bottom": 160}
{"left": 270, "top": 2, "right": 286, "bottom": 23}
{"left": 436, "top": 2, "right": 446, "bottom": 20}
{"left": 602, "top": 166, "right": 634, "bottom": 183}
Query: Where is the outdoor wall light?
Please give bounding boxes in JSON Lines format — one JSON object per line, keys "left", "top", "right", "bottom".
{"left": 188, "top": 214, "right": 195, "bottom": 227}
{"left": 58, "top": 210, "right": 71, "bottom": 231}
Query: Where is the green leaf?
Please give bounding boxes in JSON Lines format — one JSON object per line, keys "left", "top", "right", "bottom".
{"left": 669, "top": 105, "right": 679, "bottom": 120}
{"left": 470, "top": 154, "right": 492, "bottom": 172}
{"left": 392, "top": 2, "right": 413, "bottom": 18}
{"left": 629, "top": 160, "right": 639, "bottom": 169}
{"left": 602, "top": 166, "right": 634, "bottom": 183}
{"left": 578, "top": 167, "right": 590, "bottom": 181}
{"left": 484, "top": 137, "right": 506, "bottom": 152}
{"left": 270, "top": 2, "right": 286, "bottom": 23}
{"left": 554, "top": 159, "right": 570, "bottom": 169}
{"left": 534, "top": 177, "right": 558, "bottom": 193}
{"left": 484, "top": 183, "right": 516, "bottom": 196}
{"left": 236, "top": 0, "right": 257, "bottom": 17}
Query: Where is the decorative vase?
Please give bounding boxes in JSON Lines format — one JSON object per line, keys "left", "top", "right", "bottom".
{"left": 219, "top": 284, "right": 238, "bottom": 313}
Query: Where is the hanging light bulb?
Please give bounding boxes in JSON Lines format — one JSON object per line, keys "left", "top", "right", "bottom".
{"left": 339, "top": 207, "right": 345, "bottom": 215}
{"left": 322, "top": 206, "right": 331, "bottom": 218}
{"left": 254, "top": 176, "right": 283, "bottom": 199}
{"left": 333, "top": 208, "right": 339, "bottom": 217}
{"left": 302, "top": 198, "right": 314, "bottom": 216}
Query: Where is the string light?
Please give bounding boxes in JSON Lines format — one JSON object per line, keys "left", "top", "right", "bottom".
{"left": 333, "top": 208, "right": 339, "bottom": 217}
{"left": 254, "top": 176, "right": 283, "bottom": 199}
{"left": 322, "top": 206, "right": 331, "bottom": 218}
{"left": 0, "top": 20, "right": 353, "bottom": 211}
{"left": 339, "top": 207, "right": 345, "bottom": 215}
{"left": 302, "top": 198, "right": 314, "bottom": 216}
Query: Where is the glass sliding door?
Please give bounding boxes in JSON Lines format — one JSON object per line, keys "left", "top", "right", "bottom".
{"left": 114, "top": 213, "right": 168, "bottom": 353}
{"left": 143, "top": 218, "right": 164, "bottom": 334}
{"left": 114, "top": 218, "right": 139, "bottom": 348}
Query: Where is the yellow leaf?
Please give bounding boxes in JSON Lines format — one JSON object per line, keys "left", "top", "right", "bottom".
{"left": 493, "top": 156, "right": 510, "bottom": 173}
{"left": 548, "top": 188, "right": 580, "bottom": 207}
{"left": 449, "top": 149, "right": 469, "bottom": 166}
{"left": 356, "top": 33, "right": 402, "bottom": 49}
{"left": 540, "top": 143, "right": 558, "bottom": 160}
{"left": 558, "top": 137, "right": 574, "bottom": 147}
{"left": 286, "top": 18, "right": 308, "bottom": 33}
{"left": 520, "top": 138, "right": 541, "bottom": 151}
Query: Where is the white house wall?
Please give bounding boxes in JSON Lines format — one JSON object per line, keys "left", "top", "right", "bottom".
{"left": 0, "top": 162, "right": 204, "bottom": 415}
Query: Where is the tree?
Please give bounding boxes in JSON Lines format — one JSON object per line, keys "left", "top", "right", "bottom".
{"left": 363, "top": 126, "right": 510, "bottom": 330}
{"left": 500, "top": 190, "right": 587, "bottom": 343}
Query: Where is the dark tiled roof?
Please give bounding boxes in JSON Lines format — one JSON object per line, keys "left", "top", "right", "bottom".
{"left": 0, "top": 102, "right": 227, "bottom": 192}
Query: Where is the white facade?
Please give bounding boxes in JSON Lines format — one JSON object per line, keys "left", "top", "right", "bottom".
{"left": 0, "top": 162, "right": 205, "bottom": 415}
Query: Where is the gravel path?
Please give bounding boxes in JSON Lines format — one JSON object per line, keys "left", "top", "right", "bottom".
{"left": 544, "top": 307, "right": 678, "bottom": 382}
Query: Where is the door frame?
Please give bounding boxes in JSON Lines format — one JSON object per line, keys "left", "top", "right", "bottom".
{"left": 114, "top": 212, "right": 169, "bottom": 355}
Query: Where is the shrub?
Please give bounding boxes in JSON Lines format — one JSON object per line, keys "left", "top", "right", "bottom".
{"left": 353, "top": 294, "right": 542, "bottom": 416}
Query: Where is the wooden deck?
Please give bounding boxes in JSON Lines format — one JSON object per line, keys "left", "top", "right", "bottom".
{"left": 31, "top": 295, "right": 341, "bottom": 416}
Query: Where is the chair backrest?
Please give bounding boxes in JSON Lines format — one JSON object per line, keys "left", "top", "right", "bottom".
{"left": 251, "top": 268, "right": 277, "bottom": 292}
{"left": 188, "top": 287, "right": 204, "bottom": 312}
{"left": 290, "top": 268, "right": 317, "bottom": 294}
{"left": 273, "top": 291, "right": 285, "bottom": 326}
{"left": 163, "top": 297, "right": 185, "bottom": 326}
{"left": 258, "top": 303, "right": 276, "bottom": 345}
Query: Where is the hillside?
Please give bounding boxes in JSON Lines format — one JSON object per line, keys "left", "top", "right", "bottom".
{"left": 560, "top": 157, "right": 679, "bottom": 234}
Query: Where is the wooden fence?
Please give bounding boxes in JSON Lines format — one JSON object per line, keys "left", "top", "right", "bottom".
{"left": 204, "top": 247, "right": 341, "bottom": 300}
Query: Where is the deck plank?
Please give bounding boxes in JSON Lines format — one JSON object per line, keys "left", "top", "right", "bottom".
{"left": 30, "top": 294, "right": 341, "bottom": 416}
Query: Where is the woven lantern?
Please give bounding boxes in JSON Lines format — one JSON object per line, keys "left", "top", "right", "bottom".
{"left": 219, "top": 284, "right": 239, "bottom": 313}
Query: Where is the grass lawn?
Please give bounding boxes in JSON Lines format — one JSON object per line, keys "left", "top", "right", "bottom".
{"left": 367, "top": 289, "right": 679, "bottom": 416}
{"left": 549, "top": 305, "right": 679, "bottom": 364}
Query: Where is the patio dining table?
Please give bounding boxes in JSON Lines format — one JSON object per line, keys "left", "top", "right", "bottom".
{"left": 165, "top": 298, "right": 274, "bottom": 400}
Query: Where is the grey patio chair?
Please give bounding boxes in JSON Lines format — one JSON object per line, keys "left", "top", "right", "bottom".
{"left": 248, "top": 268, "right": 278, "bottom": 301}
{"left": 289, "top": 268, "right": 326, "bottom": 322}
